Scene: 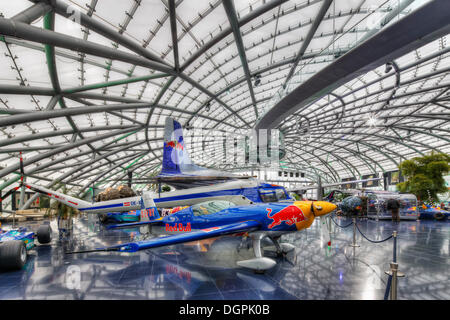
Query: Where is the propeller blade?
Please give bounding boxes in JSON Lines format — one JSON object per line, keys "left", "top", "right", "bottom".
{"left": 320, "top": 216, "right": 332, "bottom": 247}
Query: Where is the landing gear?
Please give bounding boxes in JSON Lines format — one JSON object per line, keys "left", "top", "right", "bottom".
{"left": 236, "top": 232, "right": 277, "bottom": 273}
{"left": 99, "top": 213, "right": 108, "bottom": 223}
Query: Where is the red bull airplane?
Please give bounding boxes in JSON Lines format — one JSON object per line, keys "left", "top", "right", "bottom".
{"left": 0, "top": 155, "right": 336, "bottom": 272}
{"left": 65, "top": 196, "right": 336, "bottom": 272}
{"left": 4, "top": 172, "right": 335, "bottom": 272}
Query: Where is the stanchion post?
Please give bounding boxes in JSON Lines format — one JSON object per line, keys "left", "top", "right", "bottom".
{"left": 385, "top": 231, "right": 405, "bottom": 277}
{"left": 390, "top": 262, "right": 398, "bottom": 300}
{"left": 350, "top": 217, "right": 360, "bottom": 247}
{"left": 393, "top": 231, "right": 397, "bottom": 262}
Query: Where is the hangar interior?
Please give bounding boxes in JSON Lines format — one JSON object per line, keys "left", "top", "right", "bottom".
{"left": 0, "top": 0, "right": 449, "bottom": 300}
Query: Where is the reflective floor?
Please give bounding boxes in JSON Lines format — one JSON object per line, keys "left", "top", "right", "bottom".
{"left": 0, "top": 215, "right": 449, "bottom": 300}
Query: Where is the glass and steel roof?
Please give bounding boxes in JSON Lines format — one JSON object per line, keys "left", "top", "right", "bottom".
{"left": 0, "top": 0, "right": 449, "bottom": 200}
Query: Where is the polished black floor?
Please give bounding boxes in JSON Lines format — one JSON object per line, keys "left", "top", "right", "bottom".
{"left": 0, "top": 215, "right": 448, "bottom": 300}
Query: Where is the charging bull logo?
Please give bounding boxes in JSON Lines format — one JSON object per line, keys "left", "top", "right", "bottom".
{"left": 267, "top": 206, "right": 306, "bottom": 229}
{"left": 167, "top": 140, "right": 184, "bottom": 150}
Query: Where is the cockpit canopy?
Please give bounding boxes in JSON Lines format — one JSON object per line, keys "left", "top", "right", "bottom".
{"left": 191, "top": 200, "right": 236, "bottom": 216}
{"left": 258, "top": 187, "right": 288, "bottom": 203}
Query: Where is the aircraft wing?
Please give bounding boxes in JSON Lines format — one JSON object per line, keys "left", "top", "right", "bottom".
{"left": 151, "top": 174, "right": 255, "bottom": 189}
{"left": 67, "top": 220, "right": 261, "bottom": 253}
{"left": 106, "top": 218, "right": 163, "bottom": 230}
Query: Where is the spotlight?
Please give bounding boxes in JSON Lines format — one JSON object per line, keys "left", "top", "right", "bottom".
{"left": 367, "top": 115, "right": 378, "bottom": 127}
{"left": 253, "top": 73, "right": 261, "bottom": 87}
{"left": 385, "top": 62, "right": 393, "bottom": 73}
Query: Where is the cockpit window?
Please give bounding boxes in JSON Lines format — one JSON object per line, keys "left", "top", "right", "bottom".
{"left": 191, "top": 200, "right": 236, "bottom": 216}
{"left": 259, "top": 188, "right": 288, "bottom": 202}
{"left": 276, "top": 188, "right": 287, "bottom": 200}
{"left": 260, "top": 191, "right": 277, "bottom": 203}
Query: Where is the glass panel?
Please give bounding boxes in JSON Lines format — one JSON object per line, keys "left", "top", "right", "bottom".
{"left": 191, "top": 200, "right": 235, "bottom": 216}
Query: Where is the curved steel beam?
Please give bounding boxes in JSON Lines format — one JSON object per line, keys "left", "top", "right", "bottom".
{"left": 180, "top": 0, "right": 288, "bottom": 71}
{"left": 282, "top": 0, "right": 333, "bottom": 87}
{"left": 256, "top": 0, "right": 450, "bottom": 130}
{"left": 0, "top": 17, "right": 174, "bottom": 74}
{"left": 12, "top": 2, "right": 51, "bottom": 24}
{"left": 31, "top": 0, "right": 169, "bottom": 66}
{"left": 0, "top": 126, "right": 140, "bottom": 179}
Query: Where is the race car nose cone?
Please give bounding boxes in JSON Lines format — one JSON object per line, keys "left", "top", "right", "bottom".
{"left": 313, "top": 201, "right": 337, "bottom": 216}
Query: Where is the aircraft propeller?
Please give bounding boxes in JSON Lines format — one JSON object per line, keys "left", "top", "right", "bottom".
{"left": 309, "top": 200, "right": 332, "bottom": 248}
{"left": 320, "top": 215, "right": 332, "bottom": 248}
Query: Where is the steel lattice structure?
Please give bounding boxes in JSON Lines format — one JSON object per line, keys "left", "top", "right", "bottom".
{"left": 0, "top": 0, "right": 449, "bottom": 202}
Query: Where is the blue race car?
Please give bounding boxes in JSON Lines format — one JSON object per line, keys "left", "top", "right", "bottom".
{"left": 98, "top": 210, "right": 141, "bottom": 223}
{"left": 416, "top": 204, "right": 450, "bottom": 221}
{"left": 0, "top": 223, "right": 52, "bottom": 270}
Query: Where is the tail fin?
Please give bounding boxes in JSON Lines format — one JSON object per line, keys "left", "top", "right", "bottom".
{"left": 324, "top": 190, "right": 335, "bottom": 202}
{"left": 161, "top": 117, "right": 204, "bottom": 175}
{"left": 140, "top": 192, "right": 160, "bottom": 222}
{"left": 106, "top": 192, "right": 162, "bottom": 230}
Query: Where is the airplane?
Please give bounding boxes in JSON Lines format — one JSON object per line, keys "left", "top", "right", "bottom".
{"left": 0, "top": 154, "right": 336, "bottom": 272}
{"left": 64, "top": 194, "right": 336, "bottom": 272}
{"left": 140, "top": 117, "right": 296, "bottom": 207}
{"left": 288, "top": 177, "right": 383, "bottom": 199}
{"left": 0, "top": 117, "right": 295, "bottom": 219}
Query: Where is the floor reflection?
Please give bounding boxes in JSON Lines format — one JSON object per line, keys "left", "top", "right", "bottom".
{"left": 0, "top": 216, "right": 448, "bottom": 300}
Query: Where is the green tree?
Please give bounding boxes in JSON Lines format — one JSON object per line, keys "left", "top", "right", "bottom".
{"left": 397, "top": 152, "right": 450, "bottom": 202}
{"left": 161, "top": 185, "right": 171, "bottom": 192}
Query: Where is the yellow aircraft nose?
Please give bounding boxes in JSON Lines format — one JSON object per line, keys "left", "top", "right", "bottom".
{"left": 312, "top": 201, "right": 337, "bottom": 216}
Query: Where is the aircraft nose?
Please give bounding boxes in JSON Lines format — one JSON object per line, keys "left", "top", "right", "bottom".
{"left": 313, "top": 201, "right": 337, "bottom": 216}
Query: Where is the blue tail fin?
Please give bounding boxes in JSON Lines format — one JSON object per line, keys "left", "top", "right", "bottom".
{"left": 162, "top": 117, "right": 188, "bottom": 174}
{"left": 161, "top": 117, "right": 204, "bottom": 175}
{"left": 324, "top": 190, "right": 336, "bottom": 202}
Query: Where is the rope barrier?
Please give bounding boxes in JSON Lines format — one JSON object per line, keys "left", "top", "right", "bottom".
{"left": 330, "top": 215, "right": 354, "bottom": 228}
{"left": 355, "top": 223, "right": 393, "bottom": 243}
{"left": 331, "top": 216, "right": 401, "bottom": 300}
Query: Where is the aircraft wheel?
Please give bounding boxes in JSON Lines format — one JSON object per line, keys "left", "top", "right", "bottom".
{"left": 434, "top": 212, "right": 445, "bottom": 221}
{"left": 37, "top": 224, "right": 52, "bottom": 244}
{"left": 99, "top": 213, "right": 108, "bottom": 223}
{"left": 0, "top": 240, "right": 27, "bottom": 270}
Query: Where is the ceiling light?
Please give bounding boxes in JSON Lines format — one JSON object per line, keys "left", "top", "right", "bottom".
{"left": 253, "top": 73, "right": 261, "bottom": 86}
{"left": 367, "top": 116, "right": 378, "bottom": 127}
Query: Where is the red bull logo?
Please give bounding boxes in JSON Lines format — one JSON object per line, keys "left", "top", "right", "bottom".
{"left": 267, "top": 206, "right": 306, "bottom": 229}
{"left": 140, "top": 208, "right": 156, "bottom": 220}
{"left": 167, "top": 140, "right": 184, "bottom": 150}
